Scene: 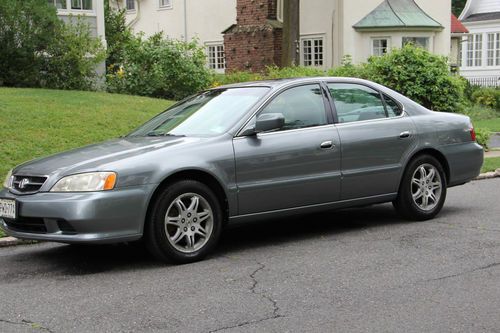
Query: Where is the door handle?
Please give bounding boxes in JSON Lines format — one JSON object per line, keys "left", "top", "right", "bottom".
{"left": 399, "top": 131, "right": 411, "bottom": 139}
{"left": 320, "top": 141, "right": 334, "bottom": 149}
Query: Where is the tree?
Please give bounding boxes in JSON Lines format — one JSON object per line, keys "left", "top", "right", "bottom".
{"left": 0, "top": 0, "right": 60, "bottom": 87}
{"left": 0, "top": 0, "right": 105, "bottom": 90}
{"left": 452, "top": 0, "right": 467, "bottom": 17}
{"left": 281, "top": 0, "right": 300, "bottom": 67}
{"left": 104, "top": 0, "right": 133, "bottom": 73}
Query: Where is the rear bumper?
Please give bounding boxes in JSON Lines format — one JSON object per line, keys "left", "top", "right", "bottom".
{"left": 0, "top": 185, "right": 156, "bottom": 244}
{"left": 439, "top": 142, "right": 484, "bottom": 187}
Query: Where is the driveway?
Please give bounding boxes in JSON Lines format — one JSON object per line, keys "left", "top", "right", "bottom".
{"left": 0, "top": 179, "right": 499, "bottom": 332}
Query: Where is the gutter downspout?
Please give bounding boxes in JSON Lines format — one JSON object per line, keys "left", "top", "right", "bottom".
{"left": 183, "top": 0, "right": 188, "bottom": 41}
{"left": 128, "top": 0, "right": 141, "bottom": 28}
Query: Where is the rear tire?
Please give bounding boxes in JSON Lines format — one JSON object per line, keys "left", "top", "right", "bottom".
{"left": 145, "top": 180, "right": 222, "bottom": 264}
{"left": 393, "top": 155, "right": 447, "bottom": 221}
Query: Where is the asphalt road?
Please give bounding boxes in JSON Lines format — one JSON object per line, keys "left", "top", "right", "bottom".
{"left": 1, "top": 179, "right": 499, "bottom": 333}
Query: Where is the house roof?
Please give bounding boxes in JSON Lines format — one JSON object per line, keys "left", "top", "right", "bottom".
{"left": 451, "top": 14, "right": 469, "bottom": 33}
{"left": 353, "top": 0, "right": 443, "bottom": 31}
{"left": 462, "top": 12, "right": 500, "bottom": 23}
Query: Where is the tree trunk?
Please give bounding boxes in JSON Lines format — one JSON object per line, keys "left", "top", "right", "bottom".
{"left": 281, "top": 0, "right": 300, "bottom": 67}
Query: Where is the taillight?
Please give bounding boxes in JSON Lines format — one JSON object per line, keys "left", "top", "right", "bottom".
{"left": 469, "top": 127, "right": 476, "bottom": 142}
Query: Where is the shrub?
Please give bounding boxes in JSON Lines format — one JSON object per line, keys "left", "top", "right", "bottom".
{"left": 104, "top": 0, "right": 133, "bottom": 73}
{"left": 475, "top": 128, "right": 491, "bottom": 150}
{"left": 42, "top": 17, "right": 106, "bottom": 90}
{"left": 463, "top": 104, "right": 499, "bottom": 120}
{"left": 327, "top": 55, "right": 369, "bottom": 78}
{"left": 213, "top": 71, "right": 264, "bottom": 87}
{"left": 107, "top": 33, "right": 212, "bottom": 100}
{"left": 266, "top": 65, "right": 325, "bottom": 79}
{"left": 0, "top": 0, "right": 60, "bottom": 87}
{"left": 366, "top": 45, "right": 466, "bottom": 113}
{"left": 471, "top": 87, "right": 500, "bottom": 111}
{"left": 0, "top": 0, "right": 105, "bottom": 90}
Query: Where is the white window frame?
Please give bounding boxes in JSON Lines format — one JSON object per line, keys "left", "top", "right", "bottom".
{"left": 466, "top": 33, "right": 483, "bottom": 67}
{"left": 277, "top": 0, "right": 283, "bottom": 22}
{"left": 402, "top": 37, "right": 430, "bottom": 50}
{"left": 371, "top": 37, "right": 390, "bottom": 56}
{"left": 158, "top": 0, "right": 173, "bottom": 10}
{"left": 125, "top": 0, "right": 135, "bottom": 12}
{"left": 206, "top": 42, "right": 226, "bottom": 73}
{"left": 487, "top": 32, "right": 500, "bottom": 67}
{"left": 300, "top": 35, "right": 326, "bottom": 68}
{"left": 48, "top": 0, "right": 67, "bottom": 10}
{"left": 49, "top": 0, "right": 95, "bottom": 14}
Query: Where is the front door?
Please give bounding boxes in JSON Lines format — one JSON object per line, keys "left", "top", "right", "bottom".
{"left": 233, "top": 84, "right": 342, "bottom": 215}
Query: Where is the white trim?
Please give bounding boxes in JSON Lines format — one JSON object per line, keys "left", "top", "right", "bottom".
{"left": 158, "top": 0, "right": 173, "bottom": 10}
{"left": 205, "top": 41, "right": 226, "bottom": 74}
{"left": 371, "top": 37, "right": 391, "bottom": 56}
{"left": 300, "top": 34, "right": 326, "bottom": 69}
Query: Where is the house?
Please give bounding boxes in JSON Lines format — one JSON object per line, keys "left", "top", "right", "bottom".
{"left": 47, "top": 0, "right": 107, "bottom": 76}
{"left": 459, "top": 0, "right": 500, "bottom": 86}
{"left": 450, "top": 14, "right": 469, "bottom": 71}
{"left": 119, "top": 0, "right": 450, "bottom": 73}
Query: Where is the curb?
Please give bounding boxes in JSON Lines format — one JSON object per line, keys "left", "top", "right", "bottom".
{"left": 0, "top": 169, "right": 499, "bottom": 247}
{"left": 475, "top": 168, "right": 500, "bottom": 181}
{"left": 0, "top": 236, "right": 27, "bottom": 247}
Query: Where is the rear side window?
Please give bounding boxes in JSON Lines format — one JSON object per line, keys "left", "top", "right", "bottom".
{"left": 259, "top": 84, "right": 328, "bottom": 131}
{"left": 328, "top": 83, "right": 386, "bottom": 123}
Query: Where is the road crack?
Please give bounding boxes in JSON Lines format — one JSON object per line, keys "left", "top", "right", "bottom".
{"left": 209, "top": 261, "right": 283, "bottom": 332}
{"left": 0, "top": 318, "right": 54, "bottom": 332}
{"left": 424, "top": 262, "right": 500, "bottom": 282}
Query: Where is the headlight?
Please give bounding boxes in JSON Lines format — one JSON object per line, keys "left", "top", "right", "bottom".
{"left": 3, "top": 169, "right": 13, "bottom": 189}
{"left": 50, "top": 172, "right": 117, "bottom": 192}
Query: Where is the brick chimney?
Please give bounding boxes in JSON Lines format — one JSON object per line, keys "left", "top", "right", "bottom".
{"left": 223, "top": 0, "right": 283, "bottom": 72}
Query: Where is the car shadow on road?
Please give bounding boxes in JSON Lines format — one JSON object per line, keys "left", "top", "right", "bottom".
{"left": 1, "top": 203, "right": 468, "bottom": 277}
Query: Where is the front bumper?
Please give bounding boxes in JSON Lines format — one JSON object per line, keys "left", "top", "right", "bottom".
{"left": 0, "top": 184, "right": 156, "bottom": 244}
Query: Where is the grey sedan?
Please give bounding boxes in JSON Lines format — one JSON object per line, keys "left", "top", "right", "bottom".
{"left": 0, "top": 78, "right": 483, "bottom": 263}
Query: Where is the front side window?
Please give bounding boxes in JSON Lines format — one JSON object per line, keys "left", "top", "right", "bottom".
{"left": 302, "top": 37, "right": 324, "bottom": 67}
{"left": 159, "top": 0, "right": 172, "bottom": 8}
{"left": 71, "top": 0, "right": 92, "bottom": 10}
{"left": 47, "top": 0, "right": 67, "bottom": 9}
{"left": 402, "top": 37, "right": 429, "bottom": 50}
{"left": 372, "top": 38, "right": 389, "bottom": 56}
{"left": 259, "top": 84, "right": 328, "bottom": 131}
{"left": 328, "top": 84, "right": 389, "bottom": 123}
{"left": 207, "top": 44, "right": 225, "bottom": 70}
{"left": 128, "top": 88, "right": 270, "bottom": 137}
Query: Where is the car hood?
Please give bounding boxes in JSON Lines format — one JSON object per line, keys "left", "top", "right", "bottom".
{"left": 13, "top": 136, "right": 198, "bottom": 177}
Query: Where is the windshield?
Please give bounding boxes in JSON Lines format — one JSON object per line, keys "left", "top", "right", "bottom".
{"left": 128, "top": 87, "right": 270, "bottom": 137}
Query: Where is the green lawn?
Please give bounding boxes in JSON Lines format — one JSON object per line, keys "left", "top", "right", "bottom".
{"left": 0, "top": 88, "right": 173, "bottom": 180}
{"left": 473, "top": 118, "right": 500, "bottom": 133}
{"left": 482, "top": 157, "right": 500, "bottom": 173}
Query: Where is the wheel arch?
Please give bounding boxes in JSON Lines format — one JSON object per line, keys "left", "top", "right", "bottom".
{"left": 144, "top": 169, "right": 230, "bottom": 234}
{"left": 403, "top": 148, "right": 451, "bottom": 185}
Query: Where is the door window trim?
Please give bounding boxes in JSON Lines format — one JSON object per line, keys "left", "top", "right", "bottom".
{"left": 235, "top": 82, "right": 335, "bottom": 137}
{"left": 325, "top": 81, "right": 406, "bottom": 125}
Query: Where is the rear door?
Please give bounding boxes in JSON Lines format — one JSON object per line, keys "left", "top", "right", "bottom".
{"left": 326, "top": 82, "right": 417, "bottom": 200}
{"left": 233, "top": 83, "right": 342, "bottom": 215}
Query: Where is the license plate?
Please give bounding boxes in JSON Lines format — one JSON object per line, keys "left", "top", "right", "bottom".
{"left": 0, "top": 199, "right": 16, "bottom": 219}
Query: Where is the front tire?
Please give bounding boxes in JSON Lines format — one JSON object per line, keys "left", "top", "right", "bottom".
{"left": 393, "top": 155, "right": 447, "bottom": 221}
{"left": 146, "top": 180, "right": 222, "bottom": 264}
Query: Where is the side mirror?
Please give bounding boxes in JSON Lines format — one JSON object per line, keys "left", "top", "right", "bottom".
{"left": 255, "top": 113, "right": 285, "bottom": 133}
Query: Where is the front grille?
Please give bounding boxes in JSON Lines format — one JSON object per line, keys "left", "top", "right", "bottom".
{"left": 4, "top": 217, "right": 47, "bottom": 233}
{"left": 12, "top": 175, "right": 47, "bottom": 194}
{"left": 57, "top": 220, "right": 76, "bottom": 234}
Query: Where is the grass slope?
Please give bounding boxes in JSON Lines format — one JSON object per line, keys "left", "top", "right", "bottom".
{"left": 0, "top": 88, "right": 173, "bottom": 179}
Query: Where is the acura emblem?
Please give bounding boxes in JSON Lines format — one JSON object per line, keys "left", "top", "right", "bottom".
{"left": 19, "top": 178, "right": 30, "bottom": 189}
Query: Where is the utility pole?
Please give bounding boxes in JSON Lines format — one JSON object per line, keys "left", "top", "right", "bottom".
{"left": 281, "top": 0, "right": 300, "bottom": 67}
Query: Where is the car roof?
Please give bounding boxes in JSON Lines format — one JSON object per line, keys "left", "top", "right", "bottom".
{"left": 216, "top": 76, "right": 369, "bottom": 90}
